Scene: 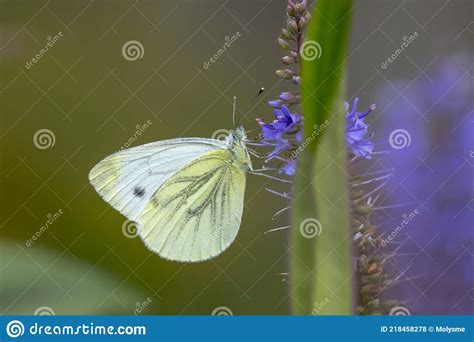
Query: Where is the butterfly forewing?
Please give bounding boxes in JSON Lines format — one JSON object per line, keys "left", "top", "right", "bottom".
{"left": 139, "top": 149, "right": 246, "bottom": 262}
{"left": 88, "top": 139, "right": 225, "bottom": 222}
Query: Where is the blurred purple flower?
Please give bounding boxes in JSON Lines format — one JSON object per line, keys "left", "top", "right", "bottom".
{"left": 375, "top": 53, "right": 473, "bottom": 314}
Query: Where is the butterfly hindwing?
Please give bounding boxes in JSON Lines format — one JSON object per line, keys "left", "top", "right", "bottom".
{"left": 88, "top": 138, "right": 225, "bottom": 222}
{"left": 139, "top": 149, "right": 246, "bottom": 262}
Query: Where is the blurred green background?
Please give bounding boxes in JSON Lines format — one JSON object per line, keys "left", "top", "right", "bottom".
{"left": 1, "top": 0, "right": 291, "bottom": 315}
{"left": 1, "top": 0, "right": 471, "bottom": 315}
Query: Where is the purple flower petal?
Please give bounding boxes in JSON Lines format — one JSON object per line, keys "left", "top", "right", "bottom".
{"left": 280, "top": 160, "right": 297, "bottom": 176}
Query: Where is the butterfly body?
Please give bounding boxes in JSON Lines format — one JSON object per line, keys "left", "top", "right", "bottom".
{"left": 89, "top": 127, "right": 251, "bottom": 262}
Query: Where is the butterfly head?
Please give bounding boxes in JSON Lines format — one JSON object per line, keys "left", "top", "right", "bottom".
{"left": 229, "top": 126, "right": 247, "bottom": 141}
{"left": 226, "top": 126, "right": 252, "bottom": 171}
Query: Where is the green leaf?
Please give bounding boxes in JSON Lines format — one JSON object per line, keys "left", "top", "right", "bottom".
{"left": 290, "top": 0, "right": 353, "bottom": 315}
{"left": 312, "top": 94, "right": 353, "bottom": 315}
{"left": 0, "top": 240, "right": 153, "bottom": 315}
{"left": 300, "top": 0, "right": 353, "bottom": 151}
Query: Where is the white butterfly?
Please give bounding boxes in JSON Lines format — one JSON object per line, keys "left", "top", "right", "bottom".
{"left": 89, "top": 126, "right": 253, "bottom": 262}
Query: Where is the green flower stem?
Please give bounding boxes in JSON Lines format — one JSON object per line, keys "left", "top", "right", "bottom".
{"left": 290, "top": 0, "right": 353, "bottom": 315}
{"left": 312, "top": 93, "right": 353, "bottom": 314}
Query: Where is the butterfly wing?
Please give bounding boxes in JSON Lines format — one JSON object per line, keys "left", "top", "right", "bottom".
{"left": 88, "top": 138, "right": 225, "bottom": 222}
{"left": 139, "top": 149, "right": 246, "bottom": 262}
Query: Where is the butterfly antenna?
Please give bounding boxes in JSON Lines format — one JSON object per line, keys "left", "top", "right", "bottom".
{"left": 232, "top": 96, "right": 237, "bottom": 128}
{"left": 234, "top": 87, "right": 265, "bottom": 128}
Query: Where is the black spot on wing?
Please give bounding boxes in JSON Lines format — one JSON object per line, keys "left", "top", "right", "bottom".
{"left": 133, "top": 186, "right": 146, "bottom": 198}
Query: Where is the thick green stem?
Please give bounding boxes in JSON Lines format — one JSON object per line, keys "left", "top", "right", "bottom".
{"left": 290, "top": 0, "right": 353, "bottom": 315}
{"left": 312, "top": 94, "right": 353, "bottom": 314}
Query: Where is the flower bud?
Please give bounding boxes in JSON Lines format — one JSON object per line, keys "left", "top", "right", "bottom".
{"left": 355, "top": 205, "right": 373, "bottom": 215}
{"left": 268, "top": 100, "right": 282, "bottom": 108}
{"left": 275, "top": 69, "right": 293, "bottom": 79}
{"left": 281, "top": 28, "right": 293, "bottom": 40}
{"left": 366, "top": 299, "right": 380, "bottom": 308}
{"left": 286, "top": 5, "right": 296, "bottom": 16}
{"left": 291, "top": 76, "right": 300, "bottom": 85}
{"left": 351, "top": 190, "right": 365, "bottom": 199}
{"left": 287, "top": 19, "right": 298, "bottom": 32}
{"left": 281, "top": 56, "right": 295, "bottom": 64}
{"left": 294, "top": 3, "right": 305, "bottom": 15}
{"left": 298, "top": 16, "right": 308, "bottom": 29}
{"left": 277, "top": 38, "right": 289, "bottom": 49}
{"left": 279, "top": 92, "right": 294, "bottom": 101}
